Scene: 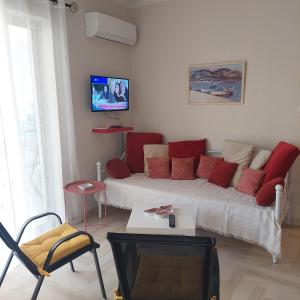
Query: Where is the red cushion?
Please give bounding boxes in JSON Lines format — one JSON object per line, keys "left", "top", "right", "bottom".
{"left": 263, "top": 141, "right": 299, "bottom": 184}
{"left": 126, "top": 132, "right": 163, "bottom": 173}
{"left": 106, "top": 159, "right": 130, "bottom": 179}
{"left": 147, "top": 157, "right": 170, "bottom": 179}
{"left": 256, "top": 177, "right": 284, "bottom": 206}
{"left": 237, "top": 168, "right": 266, "bottom": 196}
{"left": 171, "top": 157, "right": 195, "bottom": 180}
{"left": 208, "top": 161, "right": 238, "bottom": 188}
{"left": 196, "top": 155, "right": 224, "bottom": 179}
{"left": 168, "top": 139, "right": 206, "bottom": 172}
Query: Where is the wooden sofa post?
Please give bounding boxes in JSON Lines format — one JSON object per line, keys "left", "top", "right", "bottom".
{"left": 273, "top": 184, "right": 284, "bottom": 264}
{"left": 285, "top": 169, "right": 293, "bottom": 225}
{"left": 275, "top": 184, "right": 284, "bottom": 223}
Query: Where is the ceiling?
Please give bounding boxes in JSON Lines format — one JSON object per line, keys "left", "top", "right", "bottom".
{"left": 112, "top": 0, "right": 169, "bottom": 8}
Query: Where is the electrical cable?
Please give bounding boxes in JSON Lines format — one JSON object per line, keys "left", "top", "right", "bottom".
{"left": 104, "top": 112, "right": 124, "bottom": 157}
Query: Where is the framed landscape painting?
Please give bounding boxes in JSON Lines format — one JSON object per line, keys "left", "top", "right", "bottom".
{"left": 188, "top": 61, "right": 246, "bottom": 104}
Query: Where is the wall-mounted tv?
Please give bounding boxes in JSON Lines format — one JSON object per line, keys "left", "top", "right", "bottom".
{"left": 91, "top": 75, "right": 129, "bottom": 112}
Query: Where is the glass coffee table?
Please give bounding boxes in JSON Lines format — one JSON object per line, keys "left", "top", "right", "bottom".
{"left": 126, "top": 204, "right": 196, "bottom": 236}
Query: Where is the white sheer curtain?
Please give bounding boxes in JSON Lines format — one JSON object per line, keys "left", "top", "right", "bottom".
{"left": 50, "top": 0, "right": 81, "bottom": 223}
{"left": 0, "top": 0, "right": 79, "bottom": 269}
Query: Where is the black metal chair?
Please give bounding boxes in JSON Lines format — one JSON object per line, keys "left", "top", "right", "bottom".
{"left": 0, "top": 212, "right": 106, "bottom": 300}
{"left": 107, "top": 232, "right": 219, "bottom": 300}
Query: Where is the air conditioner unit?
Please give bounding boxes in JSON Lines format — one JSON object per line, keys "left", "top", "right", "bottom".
{"left": 85, "top": 12, "right": 137, "bottom": 46}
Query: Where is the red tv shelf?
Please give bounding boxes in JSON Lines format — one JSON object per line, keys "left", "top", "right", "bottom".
{"left": 92, "top": 126, "right": 133, "bottom": 134}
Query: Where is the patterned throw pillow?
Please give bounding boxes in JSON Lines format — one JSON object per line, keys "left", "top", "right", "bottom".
{"left": 144, "top": 144, "right": 168, "bottom": 175}
{"left": 237, "top": 168, "right": 266, "bottom": 196}
{"left": 168, "top": 139, "right": 206, "bottom": 173}
{"left": 171, "top": 157, "right": 195, "bottom": 180}
{"left": 262, "top": 141, "right": 300, "bottom": 185}
{"left": 256, "top": 177, "right": 284, "bottom": 206}
{"left": 126, "top": 132, "right": 163, "bottom": 173}
{"left": 196, "top": 155, "right": 224, "bottom": 179}
{"left": 147, "top": 157, "right": 170, "bottom": 179}
{"left": 106, "top": 159, "right": 131, "bottom": 179}
{"left": 222, "top": 140, "right": 255, "bottom": 188}
{"left": 208, "top": 160, "right": 238, "bottom": 188}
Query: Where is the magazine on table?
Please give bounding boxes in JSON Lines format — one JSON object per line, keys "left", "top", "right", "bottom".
{"left": 78, "top": 182, "right": 95, "bottom": 190}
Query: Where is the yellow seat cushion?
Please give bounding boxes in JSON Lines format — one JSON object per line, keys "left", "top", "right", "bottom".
{"left": 20, "top": 223, "right": 91, "bottom": 273}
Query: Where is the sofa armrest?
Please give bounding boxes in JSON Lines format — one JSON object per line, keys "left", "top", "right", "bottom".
{"left": 275, "top": 184, "right": 284, "bottom": 223}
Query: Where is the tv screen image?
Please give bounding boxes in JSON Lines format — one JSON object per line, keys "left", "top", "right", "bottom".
{"left": 91, "top": 75, "right": 129, "bottom": 111}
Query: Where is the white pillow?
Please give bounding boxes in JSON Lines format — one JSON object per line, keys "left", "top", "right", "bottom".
{"left": 222, "top": 140, "right": 255, "bottom": 188}
{"left": 249, "top": 148, "right": 271, "bottom": 169}
{"left": 143, "top": 144, "right": 168, "bottom": 175}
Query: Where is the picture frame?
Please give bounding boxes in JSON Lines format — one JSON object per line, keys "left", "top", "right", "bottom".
{"left": 188, "top": 61, "right": 246, "bottom": 104}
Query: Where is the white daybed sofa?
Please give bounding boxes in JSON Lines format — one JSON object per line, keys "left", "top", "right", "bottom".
{"left": 97, "top": 169, "right": 289, "bottom": 264}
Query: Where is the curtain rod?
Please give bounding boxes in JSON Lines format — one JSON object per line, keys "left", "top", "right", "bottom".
{"left": 49, "top": 0, "right": 78, "bottom": 13}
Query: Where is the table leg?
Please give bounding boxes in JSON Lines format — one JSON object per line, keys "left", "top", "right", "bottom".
{"left": 104, "top": 189, "right": 107, "bottom": 226}
{"left": 98, "top": 200, "right": 102, "bottom": 220}
{"left": 85, "top": 197, "right": 88, "bottom": 231}
{"left": 64, "top": 191, "right": 68, "bottom": 223}
{"left": 82, "top": 196, "right": 87, "bottom": 232}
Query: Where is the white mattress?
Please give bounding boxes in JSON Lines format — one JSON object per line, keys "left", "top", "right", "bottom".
{"left": 98, "top": 173, "right": 281, "bottom": 256}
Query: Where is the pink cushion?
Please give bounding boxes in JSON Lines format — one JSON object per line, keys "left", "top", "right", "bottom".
{"left": 237, "top": 168, "right": 266, "bottom": 196}
{"left": 208, "top": 161, "right": 238, "bottom": 188}
{"left": 168, "top": 139, "right": 206, "bottom": 172}
{"left": 147, "top": 157, "right": 170, "bottom": 179}
{"left": 263, "top": 141, "right": 299, "bottom": 184}
{"left": 256, "top": 177, "right": 284, "bottom": 206}
{"left": 126, "top": 132, "right": 163, "bottom": 173}
{"left": 196, "top": 155, "right": 224, "bottom": 179}
{"left": 106, "top": 159, "right": 131, "bottom": 179}
{"left": 171, "top": 157, "right": 195, "bottom": 180}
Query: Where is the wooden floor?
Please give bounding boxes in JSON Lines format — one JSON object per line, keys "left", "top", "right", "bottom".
{"left": 1, "top": 207, "right": 300, "bottom": 300}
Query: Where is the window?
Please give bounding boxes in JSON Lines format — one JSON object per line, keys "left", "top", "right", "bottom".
{"left": 0, "top": 16, "right": 49, "bottom": 269}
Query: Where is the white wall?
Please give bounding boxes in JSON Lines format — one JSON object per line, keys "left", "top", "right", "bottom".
{"left": 66, "top": 0, "right": 133, "bottom": 215}
{"left": 65, "top": 0, "right": 300, "bottom": 223}
{"left": 66, "top": 0, "right": 133, "bottom": 181}
{"left": 129, "top": 0, "right": 300, "bottom": 223}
